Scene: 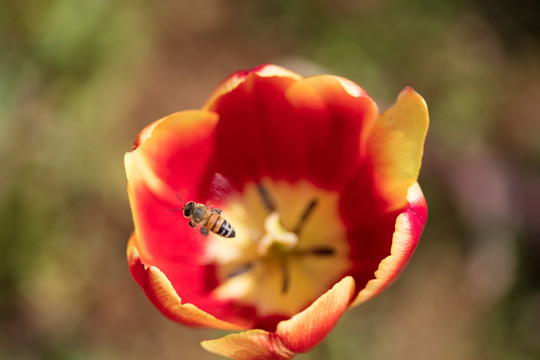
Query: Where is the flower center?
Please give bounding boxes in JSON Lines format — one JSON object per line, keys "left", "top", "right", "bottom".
{"left": 205, "top": 178, "right": 351, "bottom": 319}
{"left": 258, "top": 212, "right": 298, "bottom": 256}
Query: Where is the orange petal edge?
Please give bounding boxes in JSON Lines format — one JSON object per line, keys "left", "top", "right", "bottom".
{"left": 127, "top": 233, "right": 244, "bottom": 330}
{"left": 351, "top": 182, "right": 427, "bottom": 306}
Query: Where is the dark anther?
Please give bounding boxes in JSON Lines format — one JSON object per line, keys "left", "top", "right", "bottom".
{"left": 295, "top": 246, "right": 335, "bottom": 257}
{"left": 293, "top": 198, "right": 318, "bottom": 234}
{"left": 227, "top": 263, "right": 254, "bottom": 278}
{"left": 257, "top": 184, "right": 276, "bottom": 212}
{"left": 308, "top": 246, "right": 335, "bottom": 256}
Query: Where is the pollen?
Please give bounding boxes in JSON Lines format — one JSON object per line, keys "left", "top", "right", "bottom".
{"left": 205, "top": 178, "right": 352, "bottom": 318}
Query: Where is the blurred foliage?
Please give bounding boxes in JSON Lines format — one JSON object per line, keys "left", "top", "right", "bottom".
{"left": 1, "top": 0, "right": 539, "bottom": 359}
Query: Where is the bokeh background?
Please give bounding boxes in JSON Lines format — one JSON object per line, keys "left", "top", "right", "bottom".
{"left": 1, "top": 0, "right": 540, "bottom": 359}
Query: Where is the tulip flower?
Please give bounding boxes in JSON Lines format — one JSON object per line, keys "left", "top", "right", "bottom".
{"left": 125, "top": 64, "right": 428, "bottom": 359}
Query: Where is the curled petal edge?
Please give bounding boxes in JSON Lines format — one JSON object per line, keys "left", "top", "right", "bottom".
{"left": 203, "top": 64, "right": 302, "bottom": 110}
{"left": 125, "top": 110, "right": 220, "bottom": 204}
{"left": 201, "top": 330, "right": 295, "bottom": 360}
{"left": 352, "top": 182, "right": 427, "bottom": 307}
{"left": 368, "top": 87, "right": 429, "bottom": 211}
{"left": 127, "top": 233, "right": 244, "bottom": 330}
{"left": 201, "top": 276, "right": 355, "bottom": 359}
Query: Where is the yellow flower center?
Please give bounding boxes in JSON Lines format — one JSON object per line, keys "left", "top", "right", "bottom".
{"left": 204, "top": 178, "right": 351, "bottom": 318}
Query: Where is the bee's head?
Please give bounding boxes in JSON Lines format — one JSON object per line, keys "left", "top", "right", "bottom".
{"left": 183, "top": 201, "right": 195, "bottom": 217}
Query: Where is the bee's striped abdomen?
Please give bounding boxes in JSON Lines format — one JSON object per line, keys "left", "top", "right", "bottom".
{"left": 217, "top": 219, "right": 236, "bottom": 238}
{"left": 206, "top": 213, "right": 236, "bottom": 238}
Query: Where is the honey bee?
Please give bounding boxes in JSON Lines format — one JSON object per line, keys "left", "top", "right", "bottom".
{"left": 169, "top": 174, "right": 236, "bottom": 238}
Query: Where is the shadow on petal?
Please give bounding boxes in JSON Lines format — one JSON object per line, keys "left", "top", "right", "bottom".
{"left": 352, "top": 183, "right": 427, "bottom": 306}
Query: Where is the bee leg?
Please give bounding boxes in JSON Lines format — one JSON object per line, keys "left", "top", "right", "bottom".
{"left": 199, "top": 227, "right": 210, "bottom": 237}
{"left": 188, "top": 221, "right": 196, "bottom": 228}
{"left": 210, "top": 208, "right": 222, "bottom": 215}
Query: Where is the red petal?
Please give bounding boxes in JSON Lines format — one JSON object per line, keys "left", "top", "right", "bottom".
{"left": 337, "top": 161, "right": 394, "bottom": 288}
{"left": 127, "top": 234, "right": 245, "bottom": 330}
{"left": 125, "top": 109, "right": 216, "bottom": 273}
{"left": 126, "top": 111, "right": 258, "bottom": 326}
{"left": 205, "top": 69, "right": 300, "bottom": 188}
{"left": 284, "top": 75, "right": 378, "bottom": 189}
{"left": 206, "top": 67, "right": 378, "bottom": 190}
{"left": 352, "top": 183, "right": 427, "bottom": 306}
{"left": 126, "top": 110, "right": 219, "bottom": 203}
{"left": 339, "top": 88, "right": 428, "bottom": 294}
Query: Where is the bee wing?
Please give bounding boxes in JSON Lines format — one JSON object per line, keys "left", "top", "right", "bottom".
{"left": 207, "top": 173, "right": 236, "bottom": 208}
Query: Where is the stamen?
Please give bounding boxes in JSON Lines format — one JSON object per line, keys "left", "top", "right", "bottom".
{"left": 296, "top": 246, "right": 335, "bottom": 256}
{"left": 258, "top": 212, "right": 298, "bottom": 255}
{"left": 257, "top": 184, "right": 276, "bottom": 212}
{"left": 293, "top": 198, "right": 318, "bottom": 234}
{"left": 227, "top": 263, "right": 254, "bottom": 278}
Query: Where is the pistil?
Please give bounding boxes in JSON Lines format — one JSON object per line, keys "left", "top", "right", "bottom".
{"left": 258, "top": 212, "right": 298, "bottom": 256}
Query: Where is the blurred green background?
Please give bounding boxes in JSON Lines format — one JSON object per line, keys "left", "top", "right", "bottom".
{"left": 1, "top": 0, "right": 539, "bottom": 359}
